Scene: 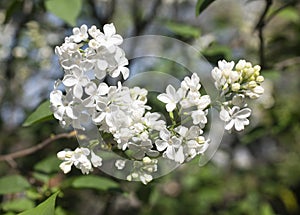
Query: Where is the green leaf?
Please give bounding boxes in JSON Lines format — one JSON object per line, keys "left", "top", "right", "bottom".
{"left": 55, "top": 206, "right": 68, "bottom": 215}
{"left": 260, "top": 203, "right": 275, "bottom": 215}
{"left": 165, "top": 22, "right": 201, "bottom": 38}
{"left": 0, "top": 175, "right": 31, "bottom": 195}
{"left": 34, "top": 155, "right": 61, "bottom": 174}
{"left": 18, "top": 192, "right": 59, "bottom": 215}
{"left": 45, "top": 0, "right": 82, "bottom": 26}
{"left": 3, "top": 212, "right": 16, "bottom": 215}
{"left": 203, "top": 44, "right": 232, "bottom": 63}
{"left": 196, "top": 0, "right": 217, "bottom": 16}
{"left": 23, "top": 100, "right": 54, "bottom": 127}
{"left": 1, "top": 198, "right": 35, "bottom": 212}
{"left": 32, "top": 172, "right": 51, "bottom": 184}
{"left": 70, "top": 175, "right": 120, "bottom": 191}
{"left": 277, "top": 7, "right": 300, "bottom": 23}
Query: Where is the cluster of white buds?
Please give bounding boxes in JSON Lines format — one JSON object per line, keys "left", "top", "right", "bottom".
{"left": 212, "top": 60, "right": 264, "bottom": 131}
{"left": 126, "top": 157, "right": 158, "bottom": 185}
{"left": 51, "top": 24, "right": 265, "bottom": 183}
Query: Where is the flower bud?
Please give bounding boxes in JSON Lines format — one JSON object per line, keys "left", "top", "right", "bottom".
{"left": 196, "top": 136, "right": 205, "bottom": 144}
{"left": 143, "top": 156, "right": 152, "bottom": 164}
{"left": 231, "top": 83, "right": 240, "bottom": 92}
{"left": 254, "top": 65, "right": 261, "bottom": 72}
{"left": 256, "top": 75, "right": 264, "bottom": 83}
{"left": 248, "top": 81, "right": 257, "bottom": 88}
{"left": 245, "top": 62, "right": 252, "bottom": 68}
{"left": 236, "top": 60, "right": 246, "bottom": 71}
{"left": 253, "top": 86, "right": 264, "bottom": 94}
{"left": 246, "top": 68, "right": 254, "bottom": 77}
{"left": 222, "top": 69, "right": 230, "bottom": 78}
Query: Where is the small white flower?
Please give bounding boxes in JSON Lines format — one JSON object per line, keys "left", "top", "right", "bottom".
{"left": 211, "top": 67, "right": 226, "bottom": 89}
{"left": 191, "top": 109, "right": 207, "bottom": 126}
{"left": 142, "top": 112, "right": 166, "bottom": 131}
{"left": 85, "top": 82, "right": 109, "bottom": 105}
{"left": 88, "top": 25, "right": 101, "bottom": 39}
{"left": 97, "top": 23, "right": 123, "bottom": 52}
{"left": 90, "top": 151, "right": 102, "bottom": 167}
{"left": 50, "top": 90, "right": 77, "bottom": 121}
{"left": 115, "top": 159, "right": 126, "bottom": 170}
{"left": 57, "top": 147, "right": 94, "bottom": 174}
{"left": 157, "top": 85, "right": 182, "bottom": 112}
{"left": 155, "top": 129, "right": 184, "bottom": 163}
{"left": 245, "top": 85, "right": 264, "bottom": 99}
{"left": 218, "top": 60, "right": 235, "bottom": 77}
{"left": 108, "top": 48, "right": 129, "bottom": 79}
{"left": 62, "top": 67, "right": 90, "bottom": 99}
{"left": 175, "top": 125, "right": 208, "bottom": 159}
{"left": 72, "top": 24, "right": 88, "bottom": 43}
{"left": 197, "top": 95, "right": 211, "bottom": 110}
{"left": 181, "top": 73, "right": 201, "bottom": 92}
{"left": 220, "top": 106, "right": 252, "bottom": 131}
{"left": 60, "top": 51, "right": 82, "bottom": 70}
{"left": 128, "top": 140, "right": 159, "bottom": 160}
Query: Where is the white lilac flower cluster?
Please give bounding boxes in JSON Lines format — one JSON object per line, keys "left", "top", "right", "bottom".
{"left": 211, "top": 60, "right": 264, "bottom": 131}
{"left": 57, "top": 147, "right": 102, "bottom": 174}
{"left": 51, "top": 24, "right": 264, "bottom": 184}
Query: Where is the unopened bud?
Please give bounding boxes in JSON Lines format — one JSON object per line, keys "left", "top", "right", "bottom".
{"left": 127, "top": 175, "right": 132, "bottom": 181}
{"left": 236, "top": 60, "right": 246, "bottom": 71}
{"left": 246, "top": 68, "right": 254, "bottom": 76}
{"left": 248, "top": 81, "right": 257, "bottom": 88}
{"left": 196, "top": 136, "right": 205, "bottom": 144}
{"left": 253, "top": 86, "right": 264, "bottom": 94}
{"left": 256, "top": 75, "right": 264, "bottom": 83}
{"left": 254, "top": 65, "right": 261, "bottom": 72}
{"left": 132, "top": 173, "right": 139, "bottom": 178}
{"left": 231, "top": 83, "right": 240, "bottom": 92}
{"left": 245, "top": 62, "right": 252, "bottom": 68}
{"left": 143, "top": 157, "right": 151, "bottom": 164}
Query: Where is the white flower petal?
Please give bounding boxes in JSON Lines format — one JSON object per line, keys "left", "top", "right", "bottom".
{"left": 63, "top": 75, "right": 77, "bottom": 87}
{"left": 98, "top": 83, "right": 109, "bottom": 95}
{"left": 236, "top": 108, "right": 252, "bottom": 119}
{"left": 97, "top": 59, "right": 108, "bottom": 70}
{"left": 59, "top": 161, "right": 73, "bottom": 174}
{"left": 155, "top": 140, "right": 168, "bottom": 151}
{"left": 166, "top": 102, "right": 176, "bottom": 112}
{"left": 110, "top": 35, "right": 123, "bottom": 45}
{"left": 120, "top": 67, "right": 129, "bottom": 80}
{"left": 234, "top": 119, "right": 244, "bottom": 131}
{"left": 225, "top": 120, "right": 235, "bottom": 130}
{"left": 91, "top": 151, "right": 102, "bottom": 167}
{"left": 175, "top": 146, "right": 185, "bottom": 163}
{"left": 166, "top": 85, "right": 176, "bottom": 98}
{"left": 65, "top": 106, "right": 77, "bottom": 119}
{"left": 85, "top": 82, "right": 97, "bottom": 95}
{"left": 220, "top": 107, "right": 230, "bottom": 122}
{"left": 73, "top": 84, "right": 83, "bottom": 98}
{"left": 103, "top": 23, "right": 116, "bottom": 37}
{"left": 157, "top": 93, "right": 172, "bottom": 104}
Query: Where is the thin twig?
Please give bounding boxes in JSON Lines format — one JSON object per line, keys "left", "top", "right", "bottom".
{"left": 131, "top": 0, "right": 162, "bottom": 36}
{"left": 255, "top": 0, "right": 273, "bottom": 69}
{"left": 275, "top": 56, "right": 300, "bottom": 70}
{"left": 0, "top": 131, "right": 76, "bottom": 162}
{"left": 87, "top": 0, "right": 116, "bottom": 27}
{"left": 265, "top": 0, "right": 299, "bottom": 25}
{"left": 101, "top": 0, "right": 116, "bottom": 26}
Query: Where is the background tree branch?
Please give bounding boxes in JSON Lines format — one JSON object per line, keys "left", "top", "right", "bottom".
{"left": 254, "top": 0, "right": 273, "bottom": 69}
{"left": 0, "top": 131, "right": 76, "bottom": 162}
